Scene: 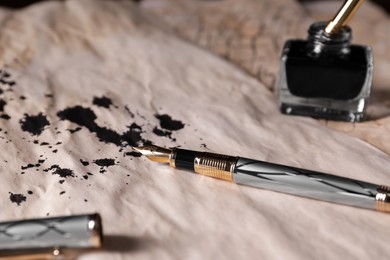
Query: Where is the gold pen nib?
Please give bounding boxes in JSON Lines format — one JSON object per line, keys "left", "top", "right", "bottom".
{"left": 325, "top": 0, "right": 365, "bottom": 34}
{"left": 133, "top": 145, "right": 173, "bottom": 163}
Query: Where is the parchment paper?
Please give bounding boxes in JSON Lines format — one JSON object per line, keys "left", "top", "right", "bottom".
{"left": 0, "top": 1, "right": 389, "bottom": 259}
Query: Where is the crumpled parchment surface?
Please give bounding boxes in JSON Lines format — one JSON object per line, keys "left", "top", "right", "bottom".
{"left": 0, "top": 0, "right": 389, "bottom": 259}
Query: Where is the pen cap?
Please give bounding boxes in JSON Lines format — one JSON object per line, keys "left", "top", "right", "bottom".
{"left": 0, "top": 213, "right": 103, "bottom": 252}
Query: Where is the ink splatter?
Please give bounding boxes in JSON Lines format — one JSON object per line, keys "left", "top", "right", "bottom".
{"left": 57, "top": 106, "right": 122, "bottom": 146}
{"left": 1, "top": 114, "right": 10, "bottom": 120}
{"left": 93, "top": 96, "right": 113, "bottom": 108}
{"left": 155, "top": 114, "right": 185, "bottom": 131}
{"left": 122, "top": 123, "right": 151, "bottom": 147}
{"left": 125, "top": 151, "right": 142, "bottom": 157}
{"left": 21, "top": 163, "right": 35, "bottom": 170}
{"left": 93, "top": 158, "right": 115, "bottom": 167}
{"left": 125, "top": 106, "right": 135, "bottom": 118}
{"left": 93, "top": 158, "right": 115, "bottom": 173}
{"left": 57, "top": 106, "right": 151, "bottom": 147}
{"left": 80, "top": 159, "right": 89, "bottom": 166}
{"left": 153, "top": 127, "right": 170, "bottom": 137}
{"left": 20, "top": 113, "right": 50, "bottom": 136}
{"left": 60, "top": 191, "right": 66, "bottom": 195}
{"left": 0, "top": 99, "right": 6, "bottom": 112}
{"left": 83, "top": 175, "right": 89, "bottom": 180}
{"left": 152, "top": 126, "right": 174, "bottom": 140}
{"left": 44, "top": 165, "right": 75, "bottom": 178}
{"left": 9, "top": 193, "right": 26, "bottom": 206}
{"left": 27, "top": 190, "right": 33, "bottom": 195}
{"left": 40, "top": 142, "right": 49, "bottom": 146}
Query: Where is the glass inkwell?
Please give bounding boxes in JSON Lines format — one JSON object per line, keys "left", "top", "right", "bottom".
{"left": 277, "top": 0, "right": 373, "bottom": 122}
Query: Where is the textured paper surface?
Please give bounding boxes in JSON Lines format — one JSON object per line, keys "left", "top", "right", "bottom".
{"left": 0, "top": 0, "right": 389, "bottom": 259}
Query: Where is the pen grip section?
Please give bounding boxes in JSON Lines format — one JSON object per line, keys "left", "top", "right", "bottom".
{"left": 174, "top": 149, "right": 236, "bottom": 182}
{"left": 233, "top": 158, "right": 386, "bottom": 211}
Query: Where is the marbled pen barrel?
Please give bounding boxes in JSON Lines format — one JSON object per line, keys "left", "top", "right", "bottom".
{"left": 172, "top": 149, "right": 390, "bottom": 212}
{"left": 234, "top": 158, "right": 387, "bottom": 211}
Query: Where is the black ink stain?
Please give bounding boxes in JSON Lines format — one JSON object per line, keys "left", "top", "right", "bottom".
{"left": 0, "top": 99, "right": 6, "bottom": 112}
{"left": 9, "top": 192, "right": 26, "bottom": 206}
{"left": 60, "top": 191, "right": 66, "bottom": 195}
{"left": 155, "top": 114, "right": 185, "bottom": 131}
{"left": 125, "top": 105, "right": 135, "bottom": 118}
{"left": 0, "top": 114, "right": 10, "bottom": 120}
{"left": 80, "top": 159, "right": 89, "bottom": 166}
{"left": 152, "top": 126, "right": 175, "bottom": 141}
{"left": 27, "top": 190, "right": 33, "bottom": 195}
{"left": 57, "top": 106, "right": 151, "bottom": 147}
{"left": 93, "top": 158, "right": 115, "bottom": 174}
{"left": 93, "top": 96, "right": 113, "bottom": 108}
{"left": 20, "top": 113, "right": 50, "bottom": 136}
{"left": 21, "top": 163, "right": 35, "bottom": 170}
{"left": 40, "top": 142, "right": 49, "bottom": 146}
{"left": 57, "top": 106, "right": 122, "bottom": 146}
{"left": 93, "top": 158, "right": 115, "bottom": 167}
{"left": 125, "top": 151, "right": 142, "bottom": 157}
{"left": 44, "top": 165, "right": 75, "bottom": 178}
{"left": 122, "top": 123, "right": 152, "bottom": 147}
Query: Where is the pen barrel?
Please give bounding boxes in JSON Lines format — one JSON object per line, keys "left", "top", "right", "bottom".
{"left": 0, "top": 214, "right": 103, "bottom": 256}
{"left": 233, "top": 158, "right": 389, "bottom": 212}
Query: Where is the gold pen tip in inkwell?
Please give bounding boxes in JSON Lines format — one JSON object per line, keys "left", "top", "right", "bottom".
{"left": 325, "top": 0, "right": 365, "bottom": 34}
{"left": 133, "top": 145, "right": 172, "bottom": 163}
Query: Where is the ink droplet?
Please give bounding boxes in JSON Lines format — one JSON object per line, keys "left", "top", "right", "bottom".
{"left": 155, "top": 114, "right": 185, "bottom": 131}
{"left": 44, "top": 165, "right": 75, "bottom": 178}
{"left": 93, "top": 158, "right": 115, "bottom": 167}
{"left": 93, "top": 96, "right": 113, "bottom": 108}
{"left": 80, "top": 159, "right": 89, "bottom": 166}
{"left": 9, "top": 193, "right": 26, "bottom": 206}
{"left": 20, "top": 113, "right": 50, "bottom": 136}
{"left": 0, "top": 99, "right": 6, "bottom": 112}
{"left": 125, "top": 151, "right": 142, "bottom": 157}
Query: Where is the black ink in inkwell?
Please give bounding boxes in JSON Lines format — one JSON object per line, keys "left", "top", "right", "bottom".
{"left": 277, "top": 0, "right": 372, "bottom": 122}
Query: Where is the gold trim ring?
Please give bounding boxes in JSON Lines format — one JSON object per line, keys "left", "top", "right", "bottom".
{"left": 194, "top": 152, "right": 237, "bottom": 182}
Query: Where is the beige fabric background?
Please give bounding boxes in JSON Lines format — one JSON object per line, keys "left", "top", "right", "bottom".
{"left": 0, "top": 0, "right": 389, "bottom": 259}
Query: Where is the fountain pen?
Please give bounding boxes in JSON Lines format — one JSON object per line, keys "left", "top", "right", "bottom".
{"left": 134, "top": 145, "right": 390, "bottom": 213}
